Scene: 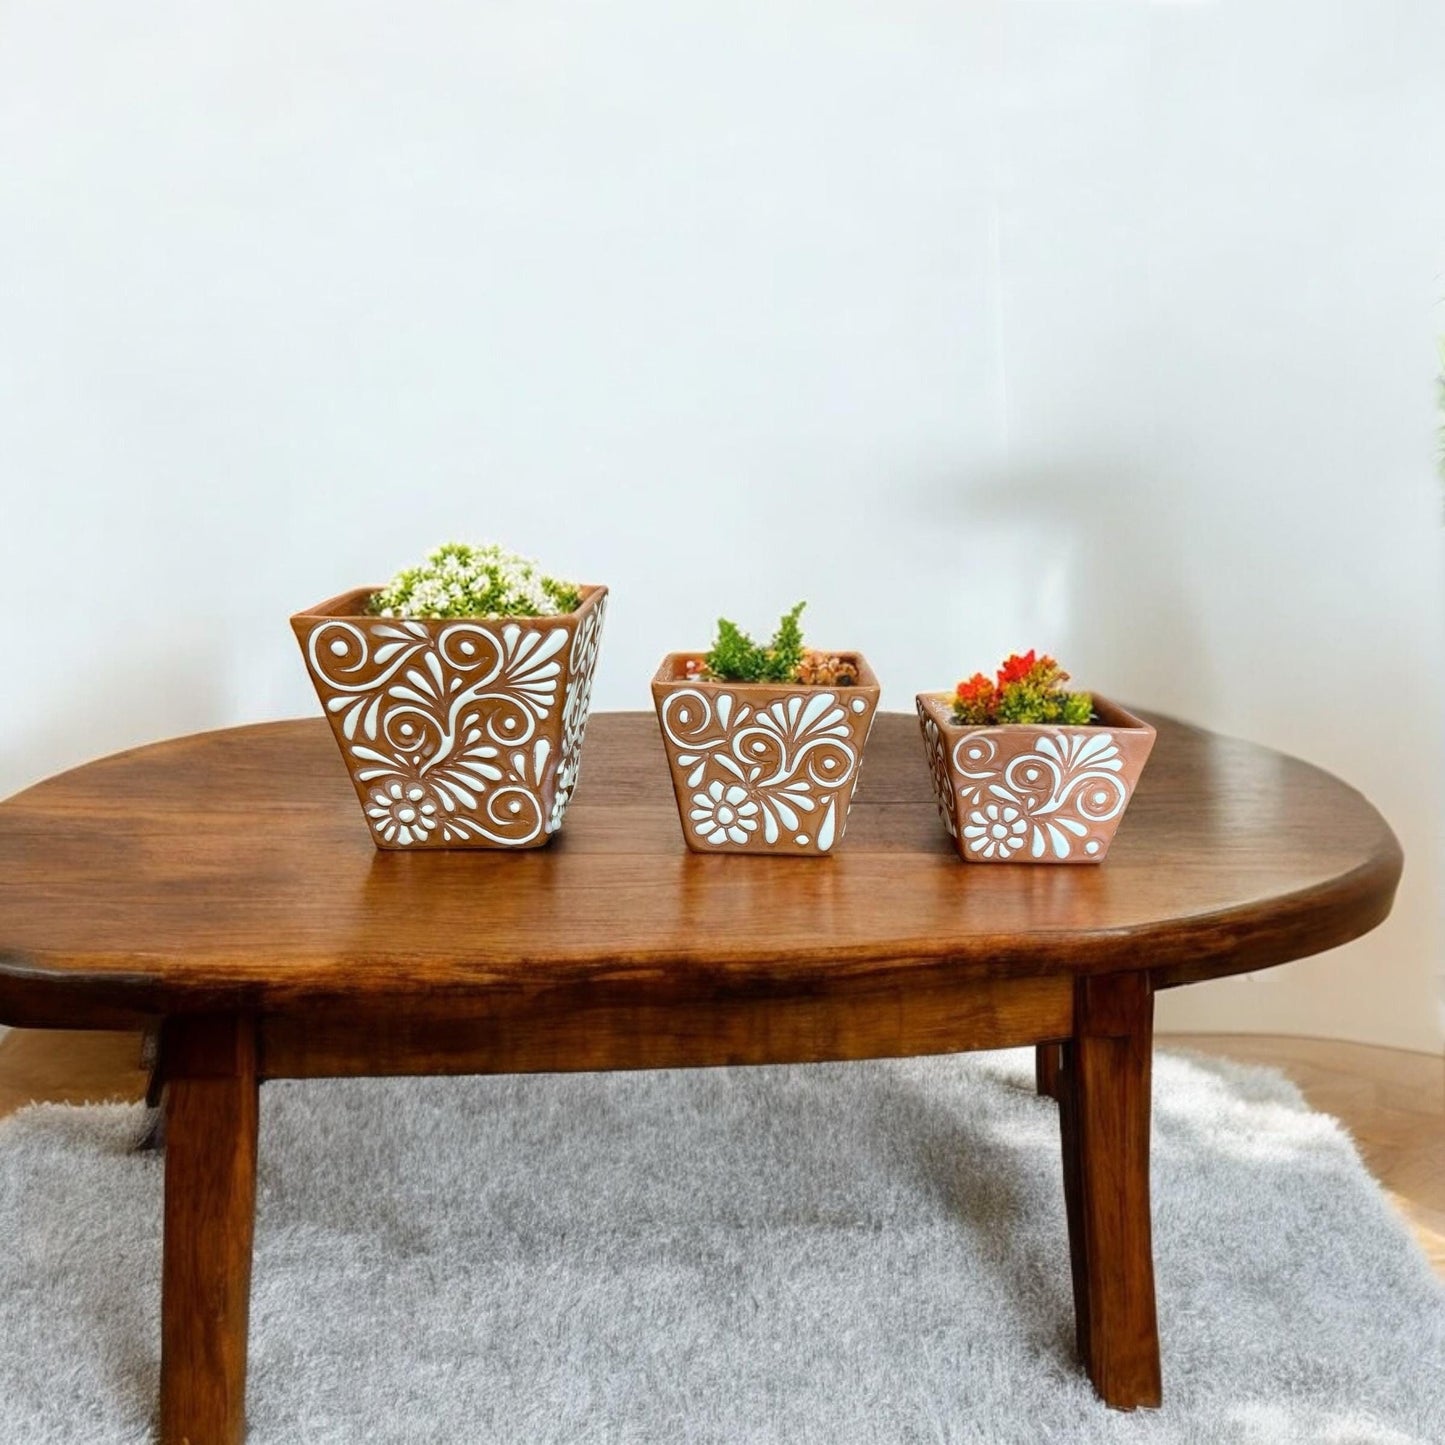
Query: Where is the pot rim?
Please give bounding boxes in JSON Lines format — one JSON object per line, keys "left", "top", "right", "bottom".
{"left": 652, "top": 650, "right": 881, "bottom": 693}
{"left": 290, "top": 582, "right": 608, "bottom": 628}
{"left": 916, "top": 689, "right": 1154, "bottom": 738}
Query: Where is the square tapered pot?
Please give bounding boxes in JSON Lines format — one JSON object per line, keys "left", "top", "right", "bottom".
{"left": 652, "top": 654, "right": 880, "bottom": 856}
{"left": 916, "top": 691, "right": 1155, "bottom": 864}
{"left": 291, "top": 585, "right": 607, "bottom": 849}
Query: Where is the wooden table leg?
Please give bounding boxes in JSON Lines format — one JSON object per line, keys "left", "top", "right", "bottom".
{"left": 1057, "top": 973, "right": 1161, "bottom": 1410}
{"left": 1035, "top": 1042, "right": 1062, "bottom": 1100}
{"left": 159, "top": 1014, "right": 259, "bottom": 1445}
{"left": 139, "top": 1026, "right": 166, "bottom": 1152}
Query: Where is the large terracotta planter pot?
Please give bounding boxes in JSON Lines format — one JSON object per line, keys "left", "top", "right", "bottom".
{"left": 291, "top": 585, "right": 607, "bottom": 849}
{"left": 915, "top": 691, "right": 1155, "bottom": 864}
{"left": 652, "top": 654, "right": 880, "bottom": 856}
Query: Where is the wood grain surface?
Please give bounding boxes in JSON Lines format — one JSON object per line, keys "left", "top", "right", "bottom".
{"left": 0, "top": 712, "right": 1409, "bottom": 1422}
{"left": 159, "top": 1014, "right": 259, "bottom": 1445}
{"left": 1058, "top": 973, "right": 1162, "bottom": 1409}
{"left": 0, "top": 711, "right": 1402, "bottom": 1028}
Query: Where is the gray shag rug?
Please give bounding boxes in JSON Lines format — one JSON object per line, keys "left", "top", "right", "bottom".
{"left": 1, "top": 1049, "right": 1442, "bottom": 1444}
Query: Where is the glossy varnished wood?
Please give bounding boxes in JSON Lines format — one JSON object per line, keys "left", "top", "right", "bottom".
{"left": 0, "top": 712, "right": 1403, "bottom": 1030}
{"left": 1058, "top": 974, "right": 1162, "bottom": 1409}
{"left": 257, "top": 973, "right": 1071, "bottom": 1079}
{"left": 0, "top": 712, "right": 1406, "bottom": 1425}
{"left": 1036, "top": 1041, "right": 1062, "bottom": 1099}
{"left": 159, "top": 1015, "right": 259, "bottom": 1445}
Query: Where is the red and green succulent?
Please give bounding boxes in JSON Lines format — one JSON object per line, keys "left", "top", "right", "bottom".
{"left": 951, "top": 650, "right": 1093, "bottom": 727}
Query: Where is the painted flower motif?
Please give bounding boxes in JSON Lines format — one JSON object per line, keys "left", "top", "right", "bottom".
{"left": 963, "top": 801, "right": 1028, "bottom": 859}
{"left": 366, "top": 780, "right": 440, "bottom": 845}
{"left": 689, "top": 780, "right": 760, "bottom": 845}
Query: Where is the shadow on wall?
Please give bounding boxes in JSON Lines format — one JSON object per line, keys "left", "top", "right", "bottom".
{"left": 908, "top": 462, "right": 1214, "bottom": 721}
{"left": 3, "top": 638, "right": 226, "bottom": 798}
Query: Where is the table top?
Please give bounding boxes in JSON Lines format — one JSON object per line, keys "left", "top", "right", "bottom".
{"left": 0, "top": 711, "right": 1402, "bottom": 1028}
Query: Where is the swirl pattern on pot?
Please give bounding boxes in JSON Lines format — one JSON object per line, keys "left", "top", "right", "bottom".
{"left": 657, "top": 686, "right": 876, "bottom": 853}
{"left": 298, "top": 594, "right": 606, "bottom": 848}
{"left": 920, "top": 710, "right": 958, "bottom": 840}
{"left": 951, "top": 730, "right": 1127, "bottom": 861}
{"left": 913, "top": 691, "right": 1154, "bottom": 866}
{"left": 550, "top": 594, "right": 607, "bottom": 833}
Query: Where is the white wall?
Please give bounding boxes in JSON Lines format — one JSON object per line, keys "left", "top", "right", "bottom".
{"left": 2, "top": 1, "right": 1441, "bottom": 1051}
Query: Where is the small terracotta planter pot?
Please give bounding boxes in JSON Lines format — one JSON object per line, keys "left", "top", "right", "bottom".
{"left": 652, "top": 655, "right": 881, "bottom": 856}
{"left": 292, "top": 585, "right": 607, "bottom": 850}
{"left": 915, "top": 692, "right": 1155, "bottom": 864}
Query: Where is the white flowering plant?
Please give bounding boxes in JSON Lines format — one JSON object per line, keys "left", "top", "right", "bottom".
{"left": 369, "top": 542, "right": 582, "bottom": 620}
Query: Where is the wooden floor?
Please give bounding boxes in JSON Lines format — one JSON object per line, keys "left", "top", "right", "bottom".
{"left": 0, "top": 1027, "right": 1440, "bottom": 1278}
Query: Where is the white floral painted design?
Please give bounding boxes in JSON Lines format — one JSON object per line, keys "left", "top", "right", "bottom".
{"left": 366, "top": 780, "right": 440, "bottom": 846}
{"left": 949, "top": 727, "right": 1127, "bottom": 861}
{"left": 690, "top": 780, "right": 761, "bottom": 845}
{"left": 962, "top": 801, "right": 1028, "bottom": 859}
{"left": 549, "top": 594, "right": 607, "bottom": 833}
{"left": 918, "top": 707, "right": 957, "bottom": 838}
{"left": 658, "top": 684, "right": 875, "bottom": 852}
{"left": 301, "top": 599, "right": 605, "bottom": 848}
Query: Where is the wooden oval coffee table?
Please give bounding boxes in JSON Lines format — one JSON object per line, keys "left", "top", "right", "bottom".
{"left": 0, "top": 712, "right": 1402, "bottom": 1442}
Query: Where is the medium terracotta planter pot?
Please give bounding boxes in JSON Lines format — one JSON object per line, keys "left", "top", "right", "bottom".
{"left": 915, "top": 691, "right": 1155, "bottom": 864}
{"left": 291, "top": 585, "right": 607, "bottom": 850}
{"left": 652, "top": 655, "right": 880, "bottom": 856}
